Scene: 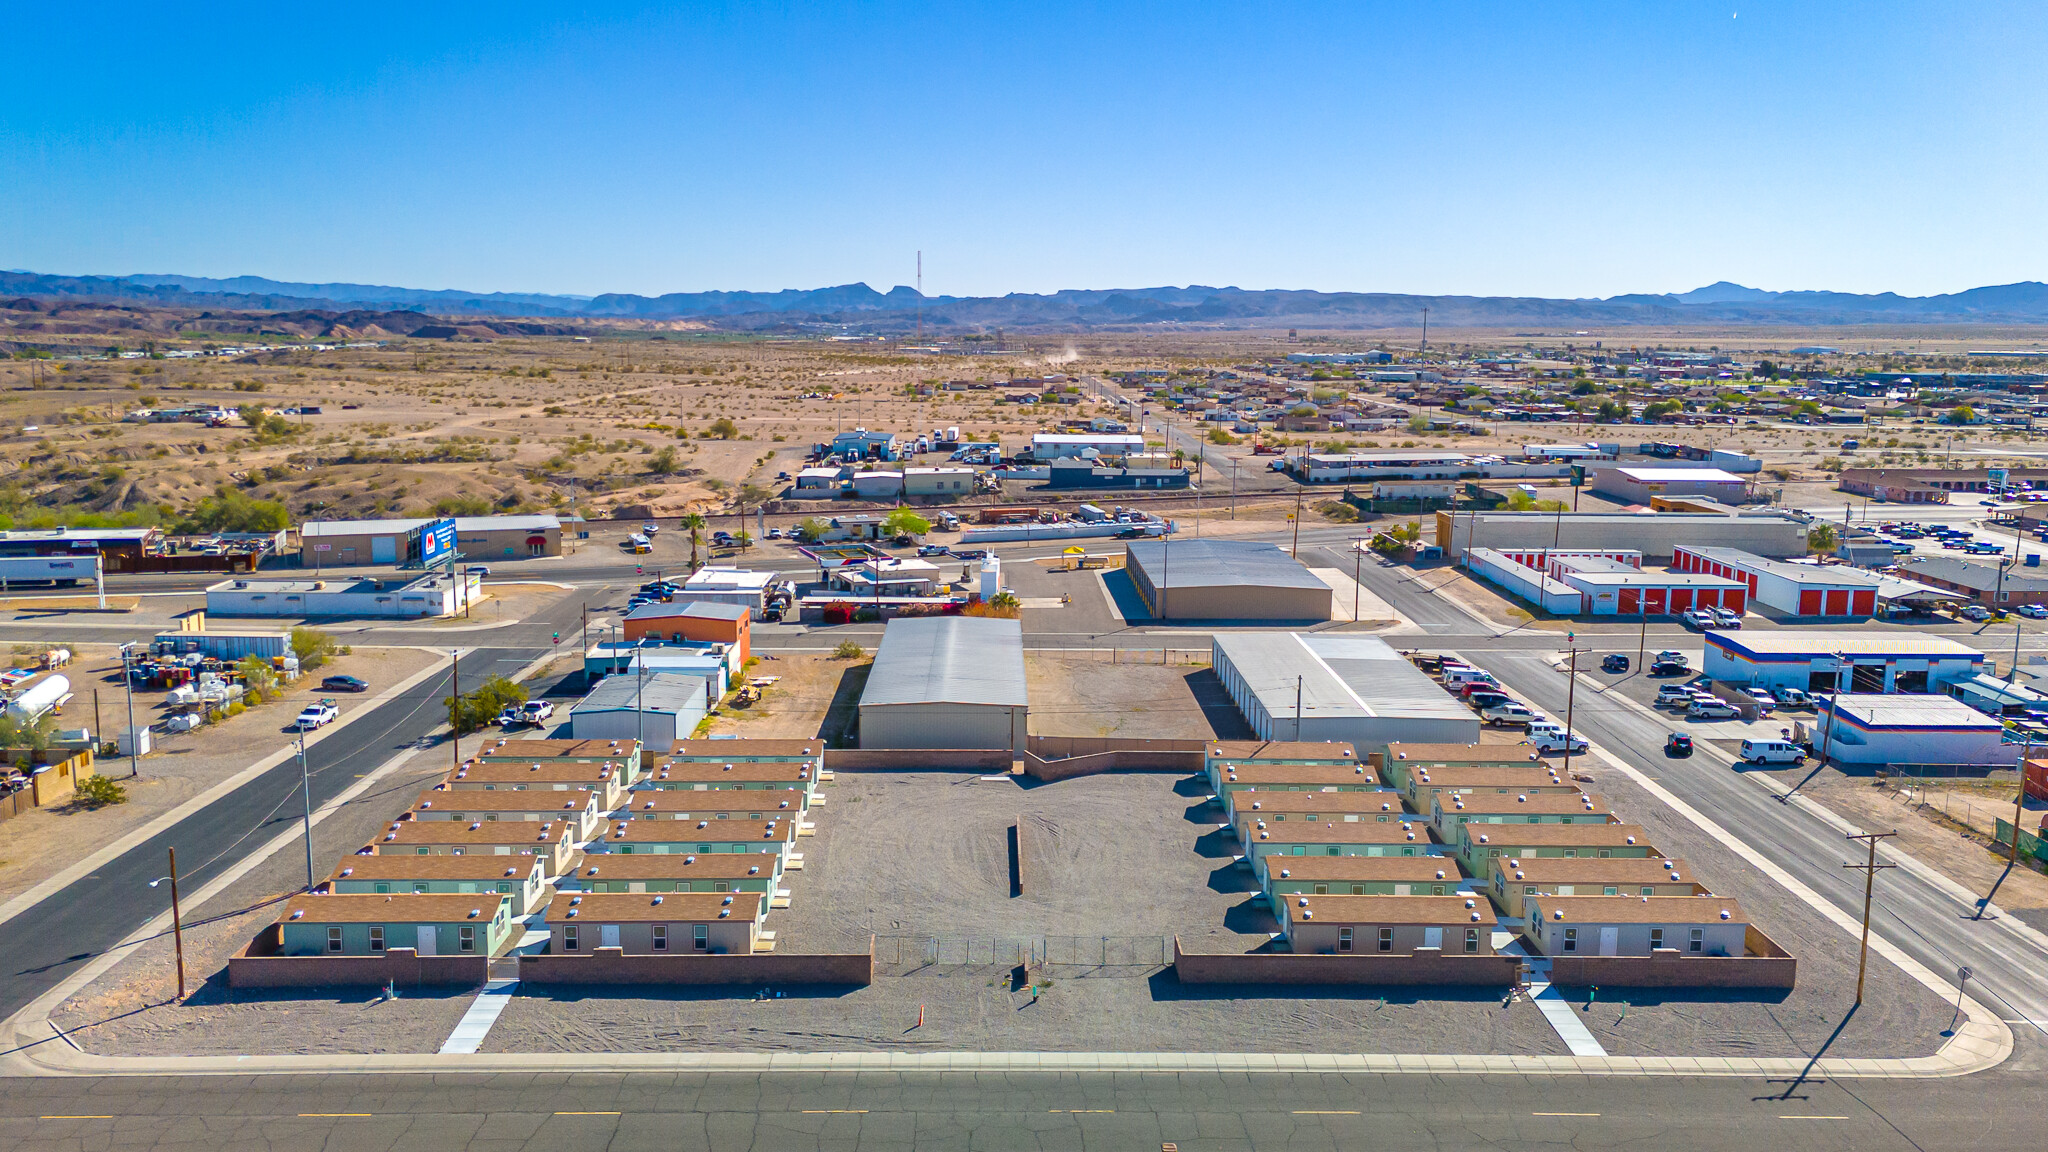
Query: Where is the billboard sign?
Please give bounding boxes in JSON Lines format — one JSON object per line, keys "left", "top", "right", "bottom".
{"left": 419, "top": 518, "right": 457, "bottom": 566}
{"left": 1989, "top": 467, "right": 2009, "bottom": 488}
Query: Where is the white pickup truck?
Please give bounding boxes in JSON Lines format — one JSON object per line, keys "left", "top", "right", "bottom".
{"left": 1526, "top": 721, "right": 1587, "bottom": 754}
{"left": 1480, "top": 702, "right": 1544, "bottom": 728}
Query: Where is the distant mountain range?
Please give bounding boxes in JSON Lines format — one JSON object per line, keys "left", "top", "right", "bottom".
{"left": 9, "top": 269, "right": 2048, "bottom": 330}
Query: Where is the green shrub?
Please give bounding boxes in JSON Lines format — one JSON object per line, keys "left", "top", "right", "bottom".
{"left": 74, "top": 774, "right": 127, "bottom": 807}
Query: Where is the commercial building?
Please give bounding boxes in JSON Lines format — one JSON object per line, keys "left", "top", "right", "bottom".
{"left": 1211, "top": 633, "right": 1480, "bottom": 748}
{"left": 1436, "top": 510, "right": 1807, "bottom": 563}
{"left": 1280, "top": 895, "right": 1497, "bottom": 956}
{"left": 1702, "top": 631, "right": 1985, "bottom": 695}
{"left": 1124, "top": 540, "right": 1332, "bottom": 621}
{"left": 850, "top": 471, "right": 904, "bottom": 499}
{"left": 1814, "top": 695, "right": 2012, "bottom": 767}
{"left": 1284, "top": 452, "right": 1479, "bottom": 483}
{"left": 623, "top": 601, "right": 751, "bottom": 664}
{"left": 568, "top": 672, "right": 717, "bottom": 751}
{"left": 1488, "top": 857, "right": 1705, "bottom": 918}
{"left": 1672, "top": 546, "right": 1882, "bottom": 618}
{"left": 1589, "top": 466, "right": 1750, "bottom": 505}
{"left": 299, "top": 514, "right": 561, "bottom": 566}
{"left": 1543, "top": 555, "right": 1747, "bottom": 616}
{"left": 205, "top": 571, "right": 481, "bottom": 618}
{"left": 1029, "top": 432, "right": 1145, "bottom": 460}
{"left": 545, "top": 891, "right": 764, "bottom": 956}
{"left": 1521, "top": 894, "right": 1749, "bottom": 959}
{"left": 677, "top": 567, "right": 779, "bottom": 619}
{"left": 903, "top": 466, "right": 976, "bottom": 498}
{"left": 326, "top": 856, "right": 549, "bottom": 916}
{"left": 1897, "top": 555, "right": 2048, "bottom": 607}
{"left": 858, "top": 616, "right": 1028, "bottom": 753}
{"left": 1044, "top": 460, "right": 1190, "bottom": 489}
{"left": 273, "top": 893, "right": 515, "bottom": 958}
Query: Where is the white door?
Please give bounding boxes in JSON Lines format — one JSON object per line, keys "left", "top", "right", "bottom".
{"left": 1598, "top": 926, "right": 1619, "bottom": 956}
{"left": 416, "top": 925, "right": 437, "bottom": 956}
{"left": 600, "top": 924, "right": 621, "bottom": 949}
{"left": 1422, "top": 926, "right": 1444, "bottom": 950}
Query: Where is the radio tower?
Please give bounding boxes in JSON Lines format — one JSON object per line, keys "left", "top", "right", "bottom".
{"left": 916, "top": 251, "right": 923, "bottom": 343}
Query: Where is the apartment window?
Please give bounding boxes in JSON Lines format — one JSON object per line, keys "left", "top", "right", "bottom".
{"left": 714, "top": 881, "right": 729, "bottom": 893}
{"left": 1431, "top": 884, "right": 1446, "bottom": 896}
{"left": 1377, "top": 928, "right": 1394, "bottom": 952}
{"left": 698, "top": 845, "right": 712, "bottom": 854}
{"left": 1689, "top": 928, "right": 1704, "bottom": 953}
{"left": 458, "top": 925, "right": 475, "bottom": 953}
{"left": 1641, "top": 886, "right": 1655, "bottom": 896}
{"left": 1492, "top": 876, "right": 1504, "bottom": 893}
{"left": 1524, "top": 886, "right": 1538, "bottom": 897}
{"left": 373, "top": 882, "right": 390, "bottom": 894}
{"left": 369, "top": 927, "right": 385, "bottom": 952}
{"left": 1526, "top": 816, "right": 1540, "bottom": 823}
{"left": 1464, "top": 928, "right": 1480, "bottom": 953}
{"left": 1488, "top": 848, "right": 1501, "bottom": 859}
{"left": 652, "top": 926, "right": 668, "bottom": 951}
{"left": 327, "top": 926, "right": 344, "bottom": 952}
{"left": 1353, "top": 885, "right": 1369, "bottom": 895}
{"left": 563, "top": 926, "right": 579, "bottom": 951}
{"left": 1562, "top": 849, "right": 1576, "bottom": 858}
{"left": 451, "top": 848, "right": 465, "bottom": 856}
{"left": 1338, "top": 928, "right": 1354, "bottom": 952}
{"left": 1649, "top": 928, "right": 1664, "bottom": 949}
{"left": 1562, "top": 928, "right": 1578, "bottom": 952}
{"left": 1597, "top": 849, "right": 1612, "bottom": 859}
{"left": 1603, "top": 886, "right": 1618, "bottom": 896}
{"left": 693, "top": 925, "right": 709, "bottom": 950}
{"left": 414, "top": 883, "right": 429, "bottom": 894}
{"left": 416, "top": 848, "right": 430, "bottom": 855}
{"left": 1401, "top": 847, "right": 1416, "bottom": 857}
{"left": 499, "top": 882, "right": 515, "bottom": 894}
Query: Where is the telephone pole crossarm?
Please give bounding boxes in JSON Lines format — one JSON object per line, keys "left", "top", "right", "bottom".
{"left": 1843, "top": 830, "right": 1899, "bottom": 1006}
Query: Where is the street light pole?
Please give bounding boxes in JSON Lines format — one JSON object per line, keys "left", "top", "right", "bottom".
{"left": 148, "top": 848, "right": 186, "bottom": 1000}
{"left": 1562, "top": 644, "right": 1585, "bottom": 778}
{"left": 119, "top": 642, "right": 139, "bottom": 779}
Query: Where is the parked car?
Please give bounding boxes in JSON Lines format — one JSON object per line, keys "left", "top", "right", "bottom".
{"left": 1771, "top": 686, "right": 1812, "bottom": 707}
{"left": 1665, "top": 733, "right": 1693, "bottom": 757}
{"left": 295, "top": 700, "right": 339, "bottom": 730}
{"left": 1739, "top": 739, "right": 1806, "bottom": 765}
{"left": 1686, "top": 699, "right": 1741, "bottom": 720}
{"left": 766, "top": 527, "right": 784, "bottom": 539}
{"left": 916, "top": 545, "right": 950, "bottom": 557}
{"left": 1457, "top": 679, "right": 1506, "bottom": 699}
{"left": 320, "top": 675, "right": 368, "bottom": 693}
{"left": 2018, "top": 604, "right": 2048, "bottom": 620}
{"left": 521, "top": 700, "right": 554, "bottom": 724}
{"left": 1965, "top": 541, "right": 2005, "bottom": 555}
{"left": 643, "top": 522, "right": 660, "bottom": 534}
{"left": 465, "top": 565, "right": 491, "bottom": 577}
{"left": 1464, "top": 690, "right": 1512, "bottom": 711}
{"left": 1712, "top": 607, "right": 1743, "bottom": 629}
{"left": 1650, "top": 655, "right": 1690, "bottom": 676}
{"left": 497, "top": 705, "right": 525, "bottom": 727}
{"left": 1655, "top": 684, "right": 1699, "bottom": 707}
{"left": 1601, "top": 654, "right": 1630, "bottom": 674}
{"left": 1480, "top": 702, "right": 1544, "bottom": 728}
{"left": 1681, "top": 608, "right": 1718, "bottom": 630}
{"left": 1526, "top": 721, "right": 1587, "bottom": 754}
{"left": 1742, "top": 687, "right": 1776, "bottom": 713}
{"left": 1960, "top": 605, "right": 1994, "bottom": 622}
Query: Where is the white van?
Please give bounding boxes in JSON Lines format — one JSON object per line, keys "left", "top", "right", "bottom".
{"left": 1443, "top": 666, "right": 1498, "bottom": 689}
{"left": 1739, "top": 739, "right": 1805, "bottom": 765}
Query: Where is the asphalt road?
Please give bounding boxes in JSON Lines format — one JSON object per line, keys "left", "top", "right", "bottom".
{"left": 0, "top": 593, "right": 585, "bottom": 1023}
{"left": 3, "top": 1055, "right": 2044, "bottom": 1151}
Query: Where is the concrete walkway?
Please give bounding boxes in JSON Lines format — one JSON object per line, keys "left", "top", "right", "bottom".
{"left": 439, "top": 979, "right": 519, "bottom": 1055}
{"left": 1528, "top": 979, "right": 1609, "bottom": 1057}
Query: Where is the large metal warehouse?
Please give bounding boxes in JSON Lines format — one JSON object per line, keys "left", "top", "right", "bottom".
{"left": 1211, "top": 632, "right": 1480, "bottom": 749}
{"left": 1702, "top": 631, "right": 1985, "bottom": 695}
{"left": 858, "top": 616, "right": 1028, "bottom": 753}
{"left": 1124, "top": 539, "right": 1332, "bottom": 621}
{"left": 1815, "top": 695, "right": 2011, "bottom": 767}
{"left": 1672, "top": 546, "right": 1883, "bottom": 618}
{"left": 1435, "top": 511, "right": 1806, "bottom": 563}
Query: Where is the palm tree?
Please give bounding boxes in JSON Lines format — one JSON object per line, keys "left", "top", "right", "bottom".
{"left": 681, "top": 513, "right": 707, "bottom": 571}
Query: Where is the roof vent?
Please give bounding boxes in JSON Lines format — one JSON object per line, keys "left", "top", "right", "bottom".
{"left": 698, "top": 821, "right": 708, "bottom": 829}
{"left": 1720, "top": 909, "right": 1731, "bottom": 920}
{"left": 1552, "top": 908, "right": 1564, "bottom": 920}
{"left": 1471, "top": 912, "right": 1482, "bottom": 922}
{"left": 1465, "top": 899, "right": 1476, "bottom": 908}
{"left": 586, "top": 866, "right": 599, "bottom": 875}
{"left": 1259, "top": 832, "right": 1268, "bottom": 840}
{"left": 468, "top": 908, "right": 481, "bottom": 919}
{"left": 566, "top": 908, "right": 578, "bottom": 918}
{"left": 1251, "top": 801, "right": 1262, "bottom": 810}
{"left": 570, "top": 896, "right": 582, "bottom": 905}
{"left": 724, "top": 764, "right": 733, "bottom": 771}
{"left": 748, "top": 866, "right": 759, "bottom": 875}
{"left": 722, "top": 895, "right": 734, "bottom": 905}
{"left": 1626, "top": 836, "right": 1637, "bottom": 844}
{"left": 652, "top": 895, "right": 663, "bottom": 905}
{"left": 718, "top": 909, "right": 730, "bottom": 918}
{"left": 644, "top": 801, "right": 655, "bottom": 809}
{"left": 339, "top": 867, "right": 354, "bottom": 877}
{"left": 685, "top": 855, "right": 696, "bottom": 864}
{"left": 1279, "top": 869, "right": 1291, "bottom": 878}
{"left": 1354, "top": 766, "right": 1364, "bottom": 774}
{"left": 1477, "top": 834, "right": 1489, "bottom": 843}
{"left": 1301, "top": 909, "right": 1312, "bottom": 919}
{"left": 1435, "top": 870, "right": 1445, "bottom": 880}
{"left": 505, "top": 867, "right": 519, "bottom": 876}
{"left": 468, "top": 822, "right": 481, "bottom": 830}
{"left": 289, "top": 909, "right": 304, "bottom": 919}
{"left": 1381, "top": 803, "right": 1391, "bottom": 811}
{"left": 420, "top": 800, "right": 433, "bottom": 809}
{"left": 1298, "top": 897, "right": 1309, "bottom": 907}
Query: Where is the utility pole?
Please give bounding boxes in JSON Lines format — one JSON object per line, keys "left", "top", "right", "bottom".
{"left": 1420, "top": 306, "right": 1429, "bottom": 358}
{"left": 297, "top": 727, "right": 314, "bottom": 890}
{"left": 2006, "top": 731, "right": 2036, "bottom": 877}
{"left": 1352, "top": 539, "right": 1364, "bottom": 622}
{"left": 1562, "top": 642, "right": 1586, "bottom": 778}
{"left": 1291, "top": 487, "right": 1303, "bottom": 558}
{"left": 119, "top": 642, "right": 139, "bottom": 779}
{"left": 915, "top": 251, "right": 923, "bottom": 344}
{"left": 149, "top": 848, "right": 186, "bottom": 1001}
{"left": 1230, "top": 459, "right": 1237, "bottom": 520}
{"left": 1294, "top": 675, "right": 1304, "bottom": 741}
{"left": 449, "top": 649, "right": 462, "bottom": 778}
{"left": 581, "top": 602, "right": 589, "bottom": 655}
{"left": 1843, "top": 830, "right": 1898, "bottom": 1006}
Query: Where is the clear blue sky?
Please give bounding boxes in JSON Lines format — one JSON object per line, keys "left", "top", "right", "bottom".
{"left": 3, "top": 2, "right": 2041, "bottom": 300}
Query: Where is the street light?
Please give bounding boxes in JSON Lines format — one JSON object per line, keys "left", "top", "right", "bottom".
{"left": 118, "top": 642, "right": 139, "bottom": 779}
{"left": 296, "top": 724, "right": 314, "bottom": 890}
{"left": 146, "top": 847, "right": 185, "bottom": 1000}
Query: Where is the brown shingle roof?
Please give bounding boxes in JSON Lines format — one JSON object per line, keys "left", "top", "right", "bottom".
{"left": 645, "top": 762, "right": 814, "bottom": 783}
{"left": 1265, "top": 857, "right": 1461, "bottom": 883}
{"left": 1217, "top": 763, "right": 1380, "bottom": 786}
{"left": 1232, "top": 792, "right": 1405, "bottom": 817}
{"left": 1238, "top": 816, "right": 1437, "bottom": 845}
{"left": 1288, "top": 894, "right": 1497, "bottom": 926}
{"left": 1383, "top": 742, "right": 1543, "bottom": 764}
{"left": 669, "top": 739, "right": 822, "bottom": 758}
{"left": 1208, "top": 740, "right": 1358, "bottom": 760}
{"left": 1408, "top": 766, "right": 1570, "bottom": 790}
{"left": 1435, "top": 792, "right": 1614, "bottom": 817}
{"left": 1467, "top": 824, "right": 1653, "bottom": 848}
{"left": 1491, "top": 857, "right": 1698, "bottom": 886}
{"left": 328, "top": 857, "right": 539, "bottom": 882}
{"left": 545, "top": 890, "right": 762, "bottom": 923}
{"left": 373, "top": 821, "right": 574, "bottom": 846}
{"left": 477, "top": 738, "right": 638, "bottom": 761}
{"left": 572, "top": 855, "right": 775, "bottom": 880}
{"left": 412, "top": 787, "right": 596, "bottom": 813}
{"left": 617, "top": 792, "right": 802, "bottom": 816}
{"left": 280, "top": 893, "right": 504, "bottom": 924}
{"left": 600, "top": 818, "right": 796, "bottom": 845}
{"left": 445, "top": 762, "right": 619, "bottom": 786}
{"left": 1530, "top": 894, "right": 1747, "bottom": 925}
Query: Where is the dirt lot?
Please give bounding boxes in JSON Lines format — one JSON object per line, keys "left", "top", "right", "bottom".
{"left": 0, "top": 644, "right": 443, "bottom": 906}
{"left": 1024, "top": 653, "right": 1250, "bottom": 741}
{"left": 699, "top": 653, "right": 868, "bottom": 742}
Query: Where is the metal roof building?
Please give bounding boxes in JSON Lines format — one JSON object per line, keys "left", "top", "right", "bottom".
{"left": 1211, "top": 632, "right": 1480, "bottom": 749}
{"left": 1124, "top": 539, "right": 1333, "bottom": 621}
{"left": 1817, "top": 695, "right": 2012, "bottom": 767}
{"left": 1673, "top": 546, "right": 1883, "bottom": 618}
{"left": 1703, "top": 630, "right": 1985, "bottom": 695}
{"left": 569, "top": 671, "right": 716, "bottom": 752}
{"left": 858, "top": 616, "right": 1028, "bottom": 753}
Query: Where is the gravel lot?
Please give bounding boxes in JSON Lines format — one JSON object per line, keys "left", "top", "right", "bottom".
{"left": 1024, "top": 655, "right": 1252, "bottom": 741}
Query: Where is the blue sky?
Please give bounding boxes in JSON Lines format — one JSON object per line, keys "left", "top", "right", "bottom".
{"left": 3, "top": 2, "right": 2041, "bottom": 299}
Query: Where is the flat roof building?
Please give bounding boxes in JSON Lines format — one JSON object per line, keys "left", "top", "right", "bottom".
{"left": 1488, "top": 856, "right": 1705, "bottom": 918}
{"left": 1211, "top": 633, "right": 1480, "bottom": 748}
{"left": 569, "top": 672, "right": 716, "bottom": 754}
{"left": 858, "top": 616, "right": 1028, "bottom": 753}
{"left": 1673, "top": 546, "right": 1883, "bottom": 618}
{"left": 1124, "top": 540, "right": 1332, "bottom": 621}
{"left": 1816, "top": 695, "right": 2012, "bottom": 767}
{"left": 1590, "top": 466, "right": 1749, "bottom": 504}
{"left": 1280, "top": 894, "right": 1497, "bottom": 956}
{"left": 1898, "top": 555, "right": 2048, "bottom": 607}
{"left": 300, "top": 514, "right": 560, "bottom": 566}
{"left": 1436, "top": 510, "right": 1807, "bottom": 562}
{"left": 206, "top": 570, "right": 480, "bottom": 618}
{"left": 624, "top": 600, "right": 752, "bottom": 664}
{"left": 1702, "top": 631, "right": 1985, "bottom": 695}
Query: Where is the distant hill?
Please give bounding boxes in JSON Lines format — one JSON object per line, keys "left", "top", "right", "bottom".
{"left": 8, "top": 270, "right": 2048, "bottom": 330}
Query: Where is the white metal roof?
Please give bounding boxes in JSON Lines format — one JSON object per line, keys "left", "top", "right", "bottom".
{"left": 1829, "top": 695, "right": 2004, "bottom": 730}
{"left": 860, "top": 616, "right": 1027, "bottom": 708}
{"left": 1613, "top": 467, "right": 1746, "bottom": 483}
{"left": 301, "top": 514, "right": 560, "bottom": 537}
{"left": 1212, "top": 633, "right": 1471, "bottom": 725}
{"left": 1709, "top": 631, "right": 1983, "bottom": 659}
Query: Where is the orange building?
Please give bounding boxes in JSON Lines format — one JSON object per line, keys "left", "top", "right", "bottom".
{"left": 622, "top": 601, "right": 751, "bottom": 665}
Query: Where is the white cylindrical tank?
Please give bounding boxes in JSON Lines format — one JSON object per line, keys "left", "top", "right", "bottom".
{"left": 9, "top": 674, "right": 70, "bottom": 722}
{"left": 979, "top": 556, "right": 1001, "bottom": 600}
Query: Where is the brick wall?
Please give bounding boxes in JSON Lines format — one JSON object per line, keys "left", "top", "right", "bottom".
{"left": 227, "top": 928, "right": 488, "bottom": 989}
{"left": 1172, "top": 937, "right": 1522, "bottom": 986}
{"left": 1544, "top": 926, "right": 1797, "bottom": 989}
{"left": 518, "top": 943, "right": 873, "bottom": 986}
{"left": 1025, "top": 736, "right": 1208, "bottom": 759}
{"left": 825, "top": 749, "right": 1014, "bottom": 772}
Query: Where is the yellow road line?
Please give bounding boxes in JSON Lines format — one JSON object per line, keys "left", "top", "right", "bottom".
{"left": 554, "top": 1111, "right": 621, "bottom": 1116}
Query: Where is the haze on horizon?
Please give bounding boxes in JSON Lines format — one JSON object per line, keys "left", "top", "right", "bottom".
{"left": 3, "top": 1, "right": 2041, "bottom": 302}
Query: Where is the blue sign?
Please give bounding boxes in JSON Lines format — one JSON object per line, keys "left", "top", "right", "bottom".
{"left": 420, "top": 518, "right": 457, "bottom": 565}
